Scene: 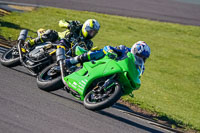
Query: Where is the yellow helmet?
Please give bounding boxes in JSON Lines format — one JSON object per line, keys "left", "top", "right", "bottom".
{"left": 82, "top": 19, "right": 100, "bottom": 39}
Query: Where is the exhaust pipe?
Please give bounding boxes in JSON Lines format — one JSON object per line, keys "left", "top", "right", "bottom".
{"left": 56, "top": 48, "right": 67, "bottom": 86}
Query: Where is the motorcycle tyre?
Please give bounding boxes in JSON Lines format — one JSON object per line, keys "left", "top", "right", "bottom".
{"left": 84, "top": 81, "right": 122, "bottom": 111}
{"left": 37, "top": 63, "right": 64, "bottom": 92}
{"left": 0, "top": 47, "right": 20, "bottom": 67}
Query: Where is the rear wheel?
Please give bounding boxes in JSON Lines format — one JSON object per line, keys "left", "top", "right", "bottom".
{"left": 0, "top": 47, "right": 20, "bottom": 67}
{"left": 84, "top": 79, "right": 122, "bottom": 111}
{"left": 37, "top": 63, "right": 64, "bottom": 92}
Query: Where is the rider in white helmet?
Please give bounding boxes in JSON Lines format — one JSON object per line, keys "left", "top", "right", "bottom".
{"left": 64, "top": 41, "right": 151, "bottom": 75}
{"left": 131, "top": 41, "right": 151, "bottom": 75}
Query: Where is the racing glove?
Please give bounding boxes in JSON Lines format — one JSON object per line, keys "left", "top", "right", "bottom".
{"left": 107, "top": 50, "right": 118, "bottom": 59}
{"left": 103, "top": 46, "right": 118, "bottom": 59}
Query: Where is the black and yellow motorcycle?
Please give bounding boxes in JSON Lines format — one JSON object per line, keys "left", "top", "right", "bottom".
{"left": 0, "top": 29, "right": 87, "bottom": 76}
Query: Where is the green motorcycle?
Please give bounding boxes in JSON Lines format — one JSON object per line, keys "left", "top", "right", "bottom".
{"left": 38, "top": 47, "right": 141, "bottom": 110}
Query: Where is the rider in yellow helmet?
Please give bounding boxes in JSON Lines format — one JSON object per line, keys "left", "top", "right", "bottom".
{"left": 26, "top": 19, "right": 100, "bottom": 54}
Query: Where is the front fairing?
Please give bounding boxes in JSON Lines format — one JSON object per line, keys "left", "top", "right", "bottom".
{"left": 117, "top": 52, "right": 141, "bottom": 95}
{"left": 64, "top": 58, "right": 122, "bottom": 100}
{"left": 64, "top": 52, "right": 141, "bottom": 100}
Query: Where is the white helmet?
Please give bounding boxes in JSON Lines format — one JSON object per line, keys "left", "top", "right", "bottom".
{"left": 131, "top": 41, "right": 151, "bottom": 62}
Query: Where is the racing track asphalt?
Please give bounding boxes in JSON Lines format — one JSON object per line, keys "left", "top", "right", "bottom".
{"left": 0, "top": 49, "right": 171, "bottom": 133}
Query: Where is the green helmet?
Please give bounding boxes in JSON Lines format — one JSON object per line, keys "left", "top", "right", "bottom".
{"left": 82, "top": 19, "right": 100, "bottom": 39}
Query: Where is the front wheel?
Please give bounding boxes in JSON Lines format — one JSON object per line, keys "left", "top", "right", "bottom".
{"left": 84, "top": 80, "right": 122, "bottom": 111}
{"left": 37, "top": 63, "right": 64, "bottom": 92}
{"left": 0, "top": 47, "right": 20, "bottom": 67}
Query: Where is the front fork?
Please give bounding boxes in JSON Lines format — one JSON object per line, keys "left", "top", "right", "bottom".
{"left": 17, "top": 30, "right": 38, "bottom": 76}
{"left": 17, "top": 29, "right": 28, "bottom": 62}
{"left": 94, "top": 74, "right": 117, "bottom": 94}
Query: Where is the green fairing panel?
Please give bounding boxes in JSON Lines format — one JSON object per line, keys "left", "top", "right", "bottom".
{"left": 64, "top": 58, "right": 122, "bottom": 100}
{"left": 75, "top": 46, "right": 87, "bottom": 56}
{"left": 126, "top": 53, "right": 141, "bottom": 89}
{"left": 114, "top": 53, "right": 141, "bottom": 94}
{"left": 64, "top": 52, "right": 141, "bottom": 100}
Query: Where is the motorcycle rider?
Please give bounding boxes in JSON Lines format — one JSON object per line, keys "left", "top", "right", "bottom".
{"left": 26, "top": 19, "right": 100, "bottom": 54}
{"left": 64, "top": 41, "right": 151, "bottom": 76}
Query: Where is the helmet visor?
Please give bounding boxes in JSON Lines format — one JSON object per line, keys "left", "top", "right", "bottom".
{"left": 135, "top": 55, "right": 144, "bottom": 66}
{"left": 88, "top": 29, "right": 98, "bottom": 38}
{"left": 136, "top": 53, "right": 147, "bottom": 62}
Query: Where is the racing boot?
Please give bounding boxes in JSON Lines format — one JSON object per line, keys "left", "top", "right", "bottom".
{"left": 65, "top": 50, "right": 104, "bottom": 68}
{"left": 65, "top": 53, "right": 89, "bottom": 68}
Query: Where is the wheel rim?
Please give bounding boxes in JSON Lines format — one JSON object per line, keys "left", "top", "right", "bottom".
{"left": 42, "top": 65, "right": 61, "bottom": 80}
{"left": 86, "top": 81, "right": 116, "bottom": 104}
{"left": 4, "top": 47, "right": 19, "bottom": 60}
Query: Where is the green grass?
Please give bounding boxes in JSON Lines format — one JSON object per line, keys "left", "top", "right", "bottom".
{"left": 0, "top": 7, "right": 200, "bottom": 131}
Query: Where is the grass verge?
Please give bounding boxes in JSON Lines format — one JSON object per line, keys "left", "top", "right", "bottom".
{"left": 0, "top": 7, "right": 200, "bottom": 131}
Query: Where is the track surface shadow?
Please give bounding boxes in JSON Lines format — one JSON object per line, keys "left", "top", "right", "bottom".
{"left": 49, "top": 90, "right": 165, "bottom": 132}
{"left": 97, "top": 110, "right": 164, "bottom": 133}
{"left": 50, "top": 91, "right": 83, "bottom": 105}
